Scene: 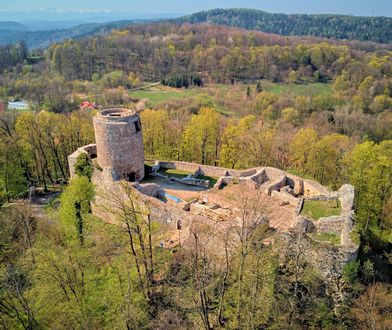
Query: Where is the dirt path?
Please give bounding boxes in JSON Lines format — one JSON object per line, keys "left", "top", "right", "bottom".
{"left": 5, "top": 191, "right": 61, "bottom": 219}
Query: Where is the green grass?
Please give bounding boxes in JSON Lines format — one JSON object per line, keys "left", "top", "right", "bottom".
{"left": 131, "top": 82, "right": 332, "bottom": 117}
{"left": 301, "top": 199, "right": 341, "bottom": 220}
{"left": 159, "top": 168, "right": 217, "bottom": 187}
{"left": 130, "top": 84, "right": 234, "bottom": 115}
{"left": 131, "top": 88, "right": 200, "bottom": 103}
{"left": 160, "top": 168, "right": 190, "bottom": 178}
{"left": 308, "top": 232, "right": 341, "bottom": 245}
{"left": 266, "top": 82, "right": 332, "bottom": 96}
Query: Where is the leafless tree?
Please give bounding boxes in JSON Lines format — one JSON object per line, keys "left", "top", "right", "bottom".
{"left": 101, "top": 183, "right": 155, "bottom": 303}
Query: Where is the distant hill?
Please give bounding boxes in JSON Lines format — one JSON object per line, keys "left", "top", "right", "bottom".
{"left": 0, "top": 21, "right": 28, "bottom": 31}
{"left": 177, "top": 8, "right": 392, "bottom": 44}
{"left": 0, "top": 20, "right": 144, "bottom": 49}
{"left": 4, "top": 8, "right": 392, "bottom": 49}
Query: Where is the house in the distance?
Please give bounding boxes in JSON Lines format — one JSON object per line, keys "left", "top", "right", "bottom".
{"left": 8, "top": 99, "right": 30, "bottom": 110}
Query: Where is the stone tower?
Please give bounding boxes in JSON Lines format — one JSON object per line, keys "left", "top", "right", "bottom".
{"left": 93, "top": 108, "right": 145, "bottom": 181}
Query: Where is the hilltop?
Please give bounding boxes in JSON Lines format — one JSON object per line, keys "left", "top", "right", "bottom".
{"left": 0, "top": 21, "right": 28, "bottom": 31}
{"left": 177, "top": 8, "right": 392, "bottom": 44}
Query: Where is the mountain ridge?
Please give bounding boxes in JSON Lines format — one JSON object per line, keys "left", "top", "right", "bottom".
{"left": 0, "top": 20, "right": 147, "bottom": 48}
{"left": 0, "top": 21, "right": 28, "bottom": 31}
{"left": 2, "top": 8, "right": 392, "bottom": 49}
{"left": 176, "top": 8, "right": 392, "bottom": 44}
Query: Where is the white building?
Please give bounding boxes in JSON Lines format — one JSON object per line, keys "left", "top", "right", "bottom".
{"left": 8, "top": 99, "right": 29, "bottom": 110}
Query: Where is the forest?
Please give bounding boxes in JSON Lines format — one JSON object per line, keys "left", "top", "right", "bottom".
{"left": 179, "top": 8, "right": 392, "bottom": 44}
{"left": 0, "top": 22, "right": 391, "bottom": 329}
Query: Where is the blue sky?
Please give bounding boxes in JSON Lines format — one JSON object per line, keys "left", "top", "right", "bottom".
{"left": 1, "top": 0, "right": 392, "bottom": 17}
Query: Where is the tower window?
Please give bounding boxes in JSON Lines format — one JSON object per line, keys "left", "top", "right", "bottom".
{"left": 134, "top": 120, "right": 141, "bottom": 132}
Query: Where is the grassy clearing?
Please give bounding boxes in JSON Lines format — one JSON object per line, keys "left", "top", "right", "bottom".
{"left": 308, "top": 232, "right": 341, "bottom": 245}
{"left": 131, "top": 86, "right": 200, "bottom": 103}
{"left": 130, "top": 84, "right": 237, "bottom": 115}
{"left": 266, "top": 82, "right": 332, "bottom": 96}
{"left": 130, "top": 82, "right": 332, "bottom": 117}
{"left": 301, "top": 199, "right": 341, "bottom": 220}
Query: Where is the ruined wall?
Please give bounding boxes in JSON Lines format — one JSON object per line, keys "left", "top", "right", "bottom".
{"left": 302, "top": 179, "right": 333, "bottom": 197}
{"left": 157, "top": 161, "right": 246, "bottom": 178}
{"left": 94, "top": 108, "right": 144, "bottom": 181}
{"left": 267, "top": 175, "right": 287, "bottom": 195}
{"left": 279, "top": 230, "right": 358, "bottom": 306}
{"left": 68, "top": 144, "right": 97, "bottom": 178}
{"left": 157, "top": 160, "right": 332, "bottom": 198}
{"left": 314, "top": 184, "right": 356, "bottom": 246}
{"left": 271, "top": 190, "right": 298, "bottom": 206}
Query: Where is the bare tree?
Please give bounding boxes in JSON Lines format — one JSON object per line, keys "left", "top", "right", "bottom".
{"left": 188, "top": 227, "right": 213, "bottom": 330}
{"left": 101, "top": 183, "right": 155, "bottom": 304}
{"left": 232, "top": 189, "right": 269, "bottom": 329}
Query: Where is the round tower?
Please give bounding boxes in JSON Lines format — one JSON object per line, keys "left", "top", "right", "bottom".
{"left": 93, "top": 108, "right": 144, "bottom": 181}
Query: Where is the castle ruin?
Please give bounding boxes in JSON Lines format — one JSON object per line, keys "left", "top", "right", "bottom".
{"left": 68, "top": 108, "right": 359, "bottom": 300}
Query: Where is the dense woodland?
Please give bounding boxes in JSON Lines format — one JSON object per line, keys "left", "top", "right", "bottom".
{"left": 179, "top": 8, "right": 392, "bottom": 44}
{"left": 2, "top": 8, "right": 392, "bottom": 49}
{"left": 0, "top": 22, "right": 391, "bottom": 329}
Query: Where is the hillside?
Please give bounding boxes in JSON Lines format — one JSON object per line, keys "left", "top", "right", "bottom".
{"left": 3, "top": 8, "right": 392, "bottom": 48}
{"left": 0, "top": 20, "right": 144, "bottom": 48}
{"left": 178, "top": 8, "right": 392, "bottom": 44}
{"left": 0, "top": 21, "right": 28, "bottom": 30}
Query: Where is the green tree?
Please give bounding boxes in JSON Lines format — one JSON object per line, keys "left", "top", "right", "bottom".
{"left": 344, "top": 140, "right": 392, "bottom": 242}
{"left": 74, "top": 153, "right": 93, "bottom": 180}
{"left": 219, "top": 115, "right": 255, "bottom": 168}
{"left": 59, "top": 175, "right": 94, "bottom": 246}
{"left": 182, "top": 107, "right": 221, "bottom": 165}
{"left": 290, "top": 128, "right": 318, "bottom": 174}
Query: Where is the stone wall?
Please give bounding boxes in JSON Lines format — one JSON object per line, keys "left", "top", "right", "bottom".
{"left": 316, "top": 216, "right": 346, "bottom": 236}
{"left": 155, "top": 160, "right": 333, "bottom": 198}
{"left": 68, "top": 144, "right": 97, "bottom": 178}
{"left": 279, "top": 230, "right": 359, "bottom": 306}
{"left": 157, "top": 160, "right": 273, "bottom": 179}
{"left": 303, "top": 179, "right": 332, "bottom": 197}
{"left": 135, "top": 183, "right": 165, "bottom": 199}
{"left": 267, "top": 175, "right": 287, "bottom": 195}
{"left": 214, "top": 176, "right": 235, "bottom": 189}
{"left": 338, "top": 184, "right": 355, "bottom": 216}
{"left": 157, "top": 161, "right": 244, "bottom": 178}
{"left": 238, "top": 168, "right": 267, "bottom": 188}
{"left": 271, "top": 190, "right": 298, "bottom": 206}
{"left": 314, "top": 184, "right": 356, "bottom": 247}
